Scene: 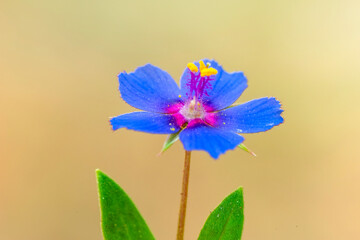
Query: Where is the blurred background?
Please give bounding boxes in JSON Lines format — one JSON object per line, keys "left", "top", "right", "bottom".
{"left": 1, "top": 0, "right": 360, "bottom": 239}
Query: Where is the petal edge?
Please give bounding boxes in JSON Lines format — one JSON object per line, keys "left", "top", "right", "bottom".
{"left": 216, "top": 97, "right": 284, "bottom": 133}
{"left": 179, "top": 124, "right": 244, "bottom": 159}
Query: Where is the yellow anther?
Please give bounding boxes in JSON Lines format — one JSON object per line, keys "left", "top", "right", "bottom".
{"left": 188, "top": 60, "right": 218, "bottom": 77}
{"left": 199, "top": 60, "right": 206, "bottom": 71}
{"left": 200, "top": 67, "right": 218, "bottom": 77}
{"left": 178, "top": 95, "right": 182, "bottom": 98}
{"left": 187, "top": 63, "right": 198, "bottom": 72}
{"left": 209, "top": 68, "right": 218, "bottom": 74}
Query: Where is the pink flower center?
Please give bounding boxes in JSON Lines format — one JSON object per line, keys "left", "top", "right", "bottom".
{"left": 179, "top": 97, "right": 206, "bottom": 121}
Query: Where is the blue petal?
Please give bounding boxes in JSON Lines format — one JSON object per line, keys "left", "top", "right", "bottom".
{"left": 110, "top": 112, "right": 180, "bottom": 134}
{"left": 179, "top": 124, "right": 244, "bottom": 159}
{"left": 216, "top": 97, "right": 284, "bottom": 133}
{"left": 119, "top": 64, "right": 182, "bottom": 113}
{"left": 180, "top": 59, "right": 247, "bottom": 111}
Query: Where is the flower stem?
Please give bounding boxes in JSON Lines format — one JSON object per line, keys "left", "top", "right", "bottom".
{"left": 176, "top": 150, "right": 192, "bottom": 240}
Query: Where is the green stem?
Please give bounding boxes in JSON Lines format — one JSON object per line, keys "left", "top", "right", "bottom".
{"left": 176, "top": 151, "right": 192, "bottom": 240}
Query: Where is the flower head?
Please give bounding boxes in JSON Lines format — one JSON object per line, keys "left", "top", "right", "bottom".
{"left": 110, "top": 59, "right": 284, "bottom": 159}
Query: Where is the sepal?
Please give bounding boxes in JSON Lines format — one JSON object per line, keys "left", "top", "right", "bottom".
{"left": 238, "top": 143, "right": 256, "bottom": 157}
{"left": 159, "top": 131, "right": 180, "bottom": 154}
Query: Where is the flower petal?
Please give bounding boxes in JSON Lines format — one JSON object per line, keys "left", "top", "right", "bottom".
{"left": 110, "top": 112, "right": 180, "bottom": 134}
{"left": 119, "top": 64, "right": 182, "bottom": 113}
{"left": 216, "top": 97, "right": 284, "bottom": 133}
{"left": 179, "top": 124, "right": 244, "bottom": 159}
{"left": 180, "top": 60, "right": 247, "bottom": 111}
{"left": 202, "top": 60, "right": 248, "bottom": 111}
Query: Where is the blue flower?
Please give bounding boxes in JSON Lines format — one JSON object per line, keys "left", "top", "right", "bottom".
{"left": 110, "top": 60, "right": 284, "bottom": 159}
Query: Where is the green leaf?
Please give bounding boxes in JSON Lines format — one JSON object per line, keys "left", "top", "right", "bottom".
{"left": 198, "top": 188, "right": 244, "bottom": 240}
{"left": 238, "top": 143, "right": 256, "bottom": 157}
{"left": 96, "top": 169, "right": 155, "bottom": 240}
{"left": 159, "top": 132, "right": 180, "bottom": 154}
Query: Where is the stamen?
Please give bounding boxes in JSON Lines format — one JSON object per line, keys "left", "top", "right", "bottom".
{"left": 185, "top": 60, "right": 218, "bottom": 102}
{"left": 199, "top": 60, "right": 206, "bottom": 71}
{"left": 187, "top": 63, "right": 198, "bottom": 73}
{"left": 200, "top": 68, "right": 218, "bottom": 77}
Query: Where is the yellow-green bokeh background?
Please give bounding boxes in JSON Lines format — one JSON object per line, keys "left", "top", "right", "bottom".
{"left": 1, "top": 0, "right": 360, "bottom": 239}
